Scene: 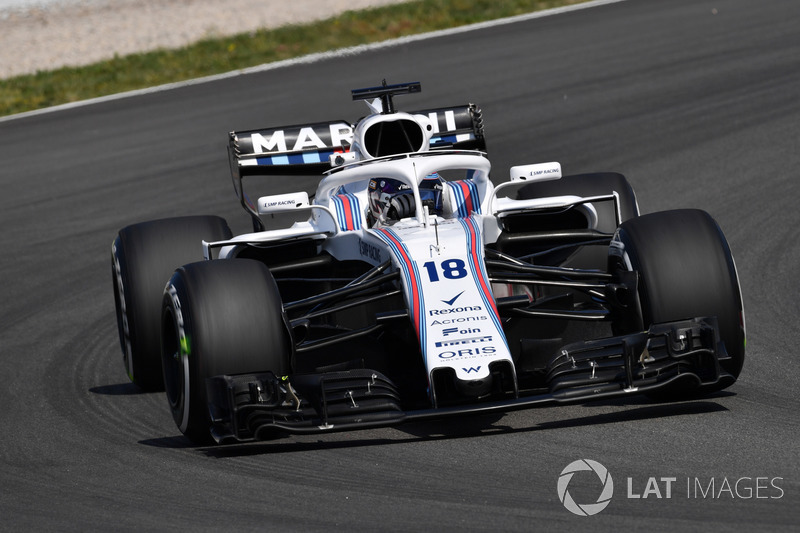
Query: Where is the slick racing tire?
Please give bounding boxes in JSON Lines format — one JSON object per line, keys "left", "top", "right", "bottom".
{"left": 111, "top": 216, "right": 232, "bottom": 391}
{"left": 517, "top": 172, "right": 639, "bottom": 233}
{"left": 161, "top": 259, "right": 291, "bottom": 443}
{"left": 610, "top": 209, "right": 745, "bottom": 394}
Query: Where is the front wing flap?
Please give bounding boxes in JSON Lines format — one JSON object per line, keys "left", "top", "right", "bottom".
{"left": 206, "top": 317, "right": 734, "bottom": 443}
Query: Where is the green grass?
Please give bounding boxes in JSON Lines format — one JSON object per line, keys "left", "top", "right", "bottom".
{"left": 0, "top": 0, "right": 588, "bottom": 117}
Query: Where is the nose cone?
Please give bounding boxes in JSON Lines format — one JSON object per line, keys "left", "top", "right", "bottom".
{"left": 454, "top": 374, "right": 494, "bottom": 398}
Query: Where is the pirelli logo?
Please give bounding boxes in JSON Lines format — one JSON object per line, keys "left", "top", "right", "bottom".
{"left": 435, "top": 335, "right": 493, "bottom": 348}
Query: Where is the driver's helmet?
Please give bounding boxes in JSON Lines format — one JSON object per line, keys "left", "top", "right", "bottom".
{"left": 368, "top": 173, "right": 444, "bottom": 225}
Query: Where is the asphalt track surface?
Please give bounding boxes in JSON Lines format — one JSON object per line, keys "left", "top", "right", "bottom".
{"left": 1, "top": 0, "right": 798, "bottom": 530}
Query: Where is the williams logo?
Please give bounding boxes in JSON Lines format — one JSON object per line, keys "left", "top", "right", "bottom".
{"left": 557, "top": 460, "right": 614, "bottom": 516}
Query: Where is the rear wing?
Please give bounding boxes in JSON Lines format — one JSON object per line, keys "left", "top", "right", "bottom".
{"left": 228, "top": 104, "right": 485, "bottom": 177}
{"left": 228, "top": 103, "right": 485, "bottom": 229}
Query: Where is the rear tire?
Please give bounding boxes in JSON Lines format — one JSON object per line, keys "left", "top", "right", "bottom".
{"left": 611, "top": 209, "right": 745, "bottom": 394}
{"left": 161, "top": 259, "right": 291, "bottom": 443}
{"left": 111, "top": 216, "right": 232, "bottom": 390}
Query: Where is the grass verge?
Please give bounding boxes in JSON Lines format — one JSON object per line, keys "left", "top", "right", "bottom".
{"left": 0, "top": 0, "right": 588, "bottom": 117}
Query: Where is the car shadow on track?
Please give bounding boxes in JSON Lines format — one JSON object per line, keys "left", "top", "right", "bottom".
{"left": 89, "top": 382, "right": 149, "bottom": 395}
{"left": 529, "top": 397, "right": 730, "bottom": 432}
{"left": 137, "top": 397, "right": 731, "bottom": 456}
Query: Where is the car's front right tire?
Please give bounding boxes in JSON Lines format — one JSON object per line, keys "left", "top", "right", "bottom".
{"left": 111, "top": 216, "right": 232, "bottom": 390}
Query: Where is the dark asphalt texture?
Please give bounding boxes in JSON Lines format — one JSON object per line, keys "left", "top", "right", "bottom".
{"left": 1, "top": 0, "right": 798, "bottom": 530}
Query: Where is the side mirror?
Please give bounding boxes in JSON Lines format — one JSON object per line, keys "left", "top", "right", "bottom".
{"left": 509, "top": 162, "right": 562, "bottom": 182}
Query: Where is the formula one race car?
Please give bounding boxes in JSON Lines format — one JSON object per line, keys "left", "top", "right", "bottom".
{"left": 111, "top": 81, "right": 745, "bottom": 443}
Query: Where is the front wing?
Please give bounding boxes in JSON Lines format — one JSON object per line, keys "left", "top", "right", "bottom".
{"left": 205, "top": 317, "right": 735, "bottom": 443}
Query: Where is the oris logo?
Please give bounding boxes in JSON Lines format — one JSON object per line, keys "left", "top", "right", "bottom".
{"left": 557, "top": 460, "right": 614, "bottom": 516}
{"left": 437, "top": 346, "right": 496, "bottom": 359}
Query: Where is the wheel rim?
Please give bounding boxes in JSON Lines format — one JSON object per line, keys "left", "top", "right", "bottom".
{"left": 162, "top": 282, "right": 195, "bottom": 432}
{"left": 162, "top": 307, "right": 181, "bottom": 406}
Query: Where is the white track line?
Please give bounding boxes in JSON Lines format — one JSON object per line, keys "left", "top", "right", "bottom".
{"left": 0, "top": 0, "right": 628, "bottom": 123}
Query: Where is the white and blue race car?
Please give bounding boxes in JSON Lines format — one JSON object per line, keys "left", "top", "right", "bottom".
{"left": 111, "top": 82, "right": 745, "bottom": 443}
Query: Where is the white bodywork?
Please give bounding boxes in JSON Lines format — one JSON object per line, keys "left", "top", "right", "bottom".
{"left": 210, "top": 103, "right": 617, "bottom": 396}
{"left": 205, "top": 150, "right": 617, "bottom": 392}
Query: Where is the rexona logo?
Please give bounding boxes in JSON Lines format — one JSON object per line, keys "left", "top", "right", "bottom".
{"left": 557, "top": 460, "right": 614, "bottom": 516}
{"left": 429, "top": 306, "right": 481, "bottom": 316}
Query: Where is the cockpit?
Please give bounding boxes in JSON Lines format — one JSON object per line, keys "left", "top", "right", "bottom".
{"left": 321, "top": 152, "right": 492, "bottom": 231}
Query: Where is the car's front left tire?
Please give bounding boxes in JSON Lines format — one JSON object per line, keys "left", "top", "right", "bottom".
{"left": 610, "top": 209, "right": 745, "bottom": 395}
{"left": 161, "top": 258, "right": 291, "bottom": 443}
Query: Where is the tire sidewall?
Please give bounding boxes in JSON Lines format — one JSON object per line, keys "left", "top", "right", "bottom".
{"left": 112, "top": 236, "right": 136, "bottom": 384}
